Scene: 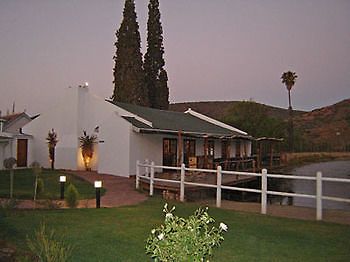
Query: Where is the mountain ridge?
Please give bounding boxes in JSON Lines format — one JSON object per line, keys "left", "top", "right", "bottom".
{"left": 169, "top": 98, "right": 350, "bottom": 151}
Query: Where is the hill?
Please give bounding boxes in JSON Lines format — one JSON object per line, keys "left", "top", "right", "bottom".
{"left": 293, "top": 99, "right": 350, "bottom": 151}
{"left": 170, "top": 101, "right": 304, "bottom": 121}
{"left": 169, "top": 99, "right": 350, "bottom": 152}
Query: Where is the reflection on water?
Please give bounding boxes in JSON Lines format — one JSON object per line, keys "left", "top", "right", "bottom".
{"left": 290, "top": 161, "right": 350, "bottom": 211}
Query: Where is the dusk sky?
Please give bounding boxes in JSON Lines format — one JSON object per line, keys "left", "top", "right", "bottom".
{"left": 1, "top": 0, "right": 349, "bottom": 115}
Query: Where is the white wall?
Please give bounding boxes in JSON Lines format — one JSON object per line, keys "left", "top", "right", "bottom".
{"left": 24, "top": 87, "right": 80, "bottom": 169}
{"left": 98, "top": 112, "right": 131, "bottom": 176}
{"left": 129, "top": 132, "right": 164, "bottom": 175}
{"left": 24, "top": 86, "right": 130, "bottom": 172}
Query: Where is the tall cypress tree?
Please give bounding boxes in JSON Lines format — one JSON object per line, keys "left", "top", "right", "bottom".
{"left": 112, "top": 0, "right": 149, "bottom": 106}
{"left": 144, "top": 0, "right": 169, "bottom": 109}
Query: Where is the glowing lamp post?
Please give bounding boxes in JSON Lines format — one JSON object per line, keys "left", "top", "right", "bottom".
{"left": 59, "top": 175, "right": 66, "bottom": 200}
{"left": 94, "top": 181, "right": 102, "bottom": 208}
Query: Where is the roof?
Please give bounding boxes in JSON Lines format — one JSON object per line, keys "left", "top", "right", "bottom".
{"left": 0, "top": 112, "right": 32, "bottom": 131}
{"left": 110, "top": 101, "right": 251, "bottom": 139}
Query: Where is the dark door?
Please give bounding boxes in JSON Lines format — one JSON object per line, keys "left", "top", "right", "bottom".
{"left": 17, "top": 139, "right": 28, "bottom": 167}
{"left": 221, "top": 140, "right": 230, "bottom": 159}
{"left": 235, "top": 140, "right": 241, "bottom": 158}
{"left": 183, "top": 139, "right": 196, "bottom": 167}
{"left": 163, "top": 138, "right": 177, "bottom": 167}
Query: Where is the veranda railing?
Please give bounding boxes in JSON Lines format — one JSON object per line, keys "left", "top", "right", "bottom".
{"left": 136, "top": 160, "right": 350, "bottom": 221}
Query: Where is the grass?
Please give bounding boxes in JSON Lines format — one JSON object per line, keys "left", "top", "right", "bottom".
{"left": 1, "top": 197, "right": 349, "bottom": 261}
{"left": 0, "top": 169, "right": 104, "bottom": 200}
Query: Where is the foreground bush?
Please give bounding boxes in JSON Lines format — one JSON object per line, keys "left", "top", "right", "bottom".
{"left": 146, "top": 204, "right": 228, "bottom": 261}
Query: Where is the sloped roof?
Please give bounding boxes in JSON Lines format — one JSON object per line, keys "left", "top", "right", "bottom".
{"left": 111, "top": 101, "right": 251, "bottom": 139}
{"left": 0, "top": 112, "right": 32, "bottom": 131}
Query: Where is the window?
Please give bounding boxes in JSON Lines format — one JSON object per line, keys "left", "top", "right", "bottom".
{"left": 206, "top": 140, "right": 215, "bottom": 157}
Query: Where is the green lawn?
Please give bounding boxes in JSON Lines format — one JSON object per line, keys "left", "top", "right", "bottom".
{"left": 1, "top": 197, "right": 349, "bottom": 261}
{"left": 0, "top": 169, "right": 103, "bottom": 199}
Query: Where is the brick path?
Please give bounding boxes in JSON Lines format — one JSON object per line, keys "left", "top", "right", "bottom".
{"left": 63, "top": 171, "right": 148, "bottom": 208}
{"left": 2, "top": 171, "right": 148, "bottom": 209}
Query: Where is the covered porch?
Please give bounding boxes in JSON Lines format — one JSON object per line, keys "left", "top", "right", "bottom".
{"left": 156, "top": 130, "right": 254, "bottom": 172}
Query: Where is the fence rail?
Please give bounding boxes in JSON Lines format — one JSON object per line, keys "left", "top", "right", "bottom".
{"left": 136, "top": 160, "right": 350, "bottom": 221}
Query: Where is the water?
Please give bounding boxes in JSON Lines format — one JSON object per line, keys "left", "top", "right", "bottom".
{"left": 289, "top": 160, "right": 350, "bottom": 211}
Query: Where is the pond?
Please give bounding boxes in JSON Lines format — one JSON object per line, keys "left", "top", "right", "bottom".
{"left": 289, "top": 160, "right": 350, "bottom": 211}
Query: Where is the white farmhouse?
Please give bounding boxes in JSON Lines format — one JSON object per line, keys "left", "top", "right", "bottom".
{"left": 0, "top": 112, "right": 33, "bottom": 169}
{"left": 24, "top": 86, "right": 252, "bottom": 177}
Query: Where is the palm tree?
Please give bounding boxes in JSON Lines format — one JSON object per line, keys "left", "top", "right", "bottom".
{"left": 79, "top": 131, "right": 97, "bottom": 171}
{"left": 281, "top": 71, "right": 298, "bottom": 110}
{"left": 46, "top": 129, "right": 58, "bottom": 170}
{"left": 281, "top": 71, "right": 298, "bottom": 152}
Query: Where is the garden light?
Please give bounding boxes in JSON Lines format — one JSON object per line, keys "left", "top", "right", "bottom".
{"left": 59, "top": 175, "right": 66, "bottom": 199}
{"left": 94, "top": 180, "right": 102, "bottom": 208}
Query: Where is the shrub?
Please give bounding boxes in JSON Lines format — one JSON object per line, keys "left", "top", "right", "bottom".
{"left": 145, "top": 204, "right": 228, "bottom": 261}
{"left": 27, "top": 223, "right": 73, "bottom": 262}
{"left": 65, "top": 184, "right": 79, "bottom": 208}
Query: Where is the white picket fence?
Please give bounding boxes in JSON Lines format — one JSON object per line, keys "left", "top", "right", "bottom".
{"left": 136, "top": 160, "right": 350, "bottom": 221}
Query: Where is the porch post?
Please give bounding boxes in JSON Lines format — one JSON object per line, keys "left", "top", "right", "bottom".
{"left": 180, "top": 163, "right": 185, "bottom": 202}
{"left": 150, "top": 161, "right": 155, "bottom": 196}
{"left": 204, "top": 136, "right": 208, "bottom": 169}
{"left": 270, "top": 145, "right": 274, "bottom": 169}
{"left": 177, "top": 130, "right": 183, "bottom": 167}
{"left": 216, "top": 165, "right": 222, "bottom": 208}
{"left": 145, "top": 159, "right": 149, "bottom": 177}
{"left": 261, "top": 169, "right": 267, "bottom": 214}
{"left": 316, "top": 171, "right": 323, "bottom": 221}
{"left": 136, "top": 160, "right": 140, "bottom": 189}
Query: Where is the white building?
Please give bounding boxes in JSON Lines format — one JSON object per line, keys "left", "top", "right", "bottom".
{"left": 24, "top": 86, "right": 252, "bottom": 177}
{"left": 0, "top": 112, "right": 33, "bottom": 169}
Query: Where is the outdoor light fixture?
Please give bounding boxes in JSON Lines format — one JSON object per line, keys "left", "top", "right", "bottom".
{"left": 94, "top": 180, "right": 102, "bottom": 208}
{"left": 59, "top": 176, "right": 66, "bottom": 200}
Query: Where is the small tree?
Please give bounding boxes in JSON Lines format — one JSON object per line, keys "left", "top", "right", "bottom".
{"left": 79, "top": 131, "right": 97, "bottom": 171}
{"left": 46, "top": 129, "right": 58, "bottom": 170}
{"left": 3, "top": 157, "right": 17, "bottom": 199}
{"left": 65, "top": 184, "right": 79, "bottom": 208}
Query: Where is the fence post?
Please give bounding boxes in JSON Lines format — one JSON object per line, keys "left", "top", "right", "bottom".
{"left": 261, "top": 169, "right": 267, "bottom": 215}
{"left": 136, "top": 160, "right": 140, "bottom": 189}
{"left": 180, "top": 163, "right": 185, "bottom": 202}
{"left": 145, "top": 159, "right": 149, "bottom": 177}
{"left": 316, "top": 171, "right": 322, "bottom": 221}
{"left": 150, "top": 161, "right": 155, "bottom": 196}
{"left": 216, "top": 165, "right": 222, "bottom": 208}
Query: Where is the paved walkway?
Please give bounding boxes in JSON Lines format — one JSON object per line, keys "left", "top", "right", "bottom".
{"left": 2, "top": 171, "right": 148, "bottom": 209}
{"left": 63, "top": 171, "right": 148, "bottom": 208}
